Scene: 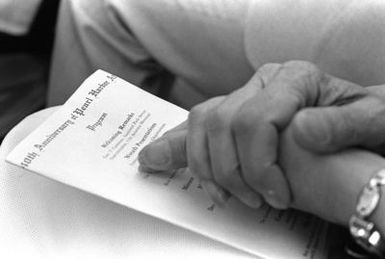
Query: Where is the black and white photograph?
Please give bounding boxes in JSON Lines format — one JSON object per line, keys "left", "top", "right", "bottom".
{"left": 0, "top": 1, "right": 384, "bottom": 258}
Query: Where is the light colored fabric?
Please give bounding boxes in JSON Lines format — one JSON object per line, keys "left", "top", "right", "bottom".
{"left": 0, "top": 107, "right": 254, "bottom": 259}
{"left": 48, "top": 0, "right": 385, "bottom": 109}
{"left": 0, "top": 0, "right": 42, "bottom": 35}
{"left": 245, "top": 0, "right": 385, "bottom": 86}
{"left": 48, "top": 0, "right": 254, "bottom": 108}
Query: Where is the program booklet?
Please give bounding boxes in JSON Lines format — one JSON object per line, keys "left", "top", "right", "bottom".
{"left": 6, "top": 70, "right": 332, "bottom": 259}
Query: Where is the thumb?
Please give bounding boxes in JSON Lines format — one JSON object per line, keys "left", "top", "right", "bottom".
{"left": 292, "top": 96, "right": 385, "bottom": 153}
{"left": 138, "top": 126, "right": 188, "bottom": 172}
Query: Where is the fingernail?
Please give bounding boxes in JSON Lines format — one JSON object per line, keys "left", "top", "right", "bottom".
{"left": 260, "top": 166, "right": 291, "bottom": 209}
{"left": 138, "top": 165, "right": 160, "bottom": 174}
{"left": 202, "top": 180, "right": 230, "bottom": 207}
{"left": 138, "top": 139, "right": 170, "bottom": 170}
{"left": 243, "top": 192, "right": 263, "bottom": 209}
{"left": 264, "top": 189, "right": 289, "bottom": 209}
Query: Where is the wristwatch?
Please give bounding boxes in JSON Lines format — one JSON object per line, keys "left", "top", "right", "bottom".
{"left": 349, "top": 169, "right": 385, "bottom": 258}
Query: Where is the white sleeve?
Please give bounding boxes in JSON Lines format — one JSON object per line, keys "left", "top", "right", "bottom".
{"left": 245, "top": 0, "right": 385, "bottom": 86}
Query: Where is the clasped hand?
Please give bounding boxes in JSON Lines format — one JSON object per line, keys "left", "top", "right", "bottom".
{"left": 138, "top": 60, "right": 385, "bottom": 212}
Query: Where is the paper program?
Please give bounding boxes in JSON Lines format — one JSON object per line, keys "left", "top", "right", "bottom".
{"left": 6, "top": 70, "right": 330, "bottom": 259}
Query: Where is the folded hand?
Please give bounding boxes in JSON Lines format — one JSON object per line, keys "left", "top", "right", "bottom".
{"left": 138, "top": 61, "right": 385, "bottom": 212}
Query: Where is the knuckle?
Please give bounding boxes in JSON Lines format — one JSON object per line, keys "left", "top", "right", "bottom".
{"left": 162, "top": 129, "right": 176, "bottom": 138}
{"left": 231, "top": 114, "right": 253, "bottom": 135}
{"left": 256, "top": 63, "right": 283, "bottom": 86}
{"left": 283, "top": 60, "right": 323, "bottom": 81}
{"left": 258, "top": 63, "right": 282, "bottom": 75}
{"left": 231, "top": 108, "right": 267, "bottom": 135}
{"left": 188, "top": 96, "right": 225, "bottom": 126}
{"left": 281, "top": 61, "right": 324, "bottom": 106}
{"left": 188, "top": 104, "right": 206, "bottom": 124}
{"left": 205, "top": 108, "right": 228, "bottom": 134}
{"left": 283, "top": 60, "right": 318, "bottom": 72}
{"left": 231, "top": 106, "right": 259, "bottom": 133}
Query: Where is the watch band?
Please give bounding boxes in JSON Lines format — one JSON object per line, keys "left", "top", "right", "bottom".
{"left": 349, "top": 169, "right": 385, "bottom": 257}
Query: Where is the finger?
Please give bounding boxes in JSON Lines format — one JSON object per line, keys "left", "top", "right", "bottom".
{"left": 316, "top": 73, "right": 368, "bottom": 107}
{"left": 233, "top": 62, "right": 325, "bottom": 209}
{"left": 194, "top": 66, "right": 281, "bottom": 208}
{"left": 258, "top": 61, "right": 367, "bottom": 110}
{"left": 138, "top": 120, "right": 187, "bottom": 171}
{"left": 163, "top": 121, "right": 188, "bottom": 135}
{"left": 188, "top": 97, "right": 229, "bottom": 205}
{"left": 292, "top": 95, "right": 385, "bottom": 153}
{"left": 200, "top": 180, "right": 231, "bottom": 208}
{"left": 234, "top": 115, "right": 291, "bottom": 209}
{"left": 138, "top": 128, "right": 188, "bottom": 171}
{"left": 233, "top": 61, "right": 367, "bottom": 208}
{"left": 206, "top": 80, "right": 265, "bottom": 208}
{"left": 255, "top": 63, "right": 281, "bottom": 84}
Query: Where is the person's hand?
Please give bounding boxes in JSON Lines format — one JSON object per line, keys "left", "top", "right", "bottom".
{"left": 140, "top": 88, "right": 385, "bottom": 234}
{"left": 138, "top": 61, "right": 376, "bottom": 209}
{"left": 292, "top": 84, "right": 385, "bottom": 154}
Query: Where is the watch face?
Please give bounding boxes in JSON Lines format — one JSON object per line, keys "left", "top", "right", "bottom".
{"left": 356, "top": 185, "right": 380, "bottom": 218}
{"left": 349, "top": 169, "right": 385, "bottom": 258}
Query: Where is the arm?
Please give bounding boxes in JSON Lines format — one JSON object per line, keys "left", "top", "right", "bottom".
{"left": 281, "top": 121, "right": 385, "bottom": 236}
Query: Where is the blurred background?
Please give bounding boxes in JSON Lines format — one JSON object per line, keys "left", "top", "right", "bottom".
{"left": 0, "top": 0, "right": 60, "bottom": 142}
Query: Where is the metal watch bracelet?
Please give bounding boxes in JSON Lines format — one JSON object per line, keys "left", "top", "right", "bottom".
{"left": 349, "top": 169, "right": 385, "bottom": 257}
